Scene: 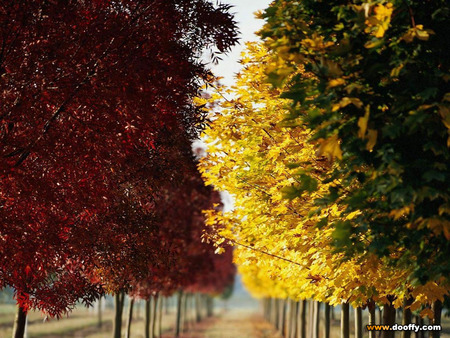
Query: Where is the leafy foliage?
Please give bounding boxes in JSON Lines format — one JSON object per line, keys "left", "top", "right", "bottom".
{"left": 0, "top": 0, "right": 238, "bottom": 316}
{"left": 200, "top": 41, "right": 448, "bottom": 317}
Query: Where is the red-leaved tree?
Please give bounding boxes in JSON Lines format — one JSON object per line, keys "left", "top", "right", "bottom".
{"left": 0, "top": 1, "right": 237, "bottom": 336}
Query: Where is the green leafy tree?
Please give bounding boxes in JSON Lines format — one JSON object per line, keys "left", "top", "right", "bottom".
{"left": 259, "top": 0, "right": 449, "bottom": 306}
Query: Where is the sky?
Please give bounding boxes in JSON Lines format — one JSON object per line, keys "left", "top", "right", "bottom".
{"left": 210, "top": 0, "right": 273, "bottom": 87}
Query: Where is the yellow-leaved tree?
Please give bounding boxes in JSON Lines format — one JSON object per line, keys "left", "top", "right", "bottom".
{"left": 199, "top": 42, "right": 448, "bottom": 337}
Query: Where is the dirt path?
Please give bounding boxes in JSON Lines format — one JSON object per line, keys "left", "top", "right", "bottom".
{"left": 163, "top": 309, "right": 281, "bottom": 338}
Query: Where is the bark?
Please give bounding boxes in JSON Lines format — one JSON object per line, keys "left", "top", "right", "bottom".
{"left": 206, "top": 295, "right": 214, "bottom": 317}
{"left": 175, "top": 291, "right": 182, "bottom": 337}
{"left": 324, "top": 303, "right": 331, "bottom": 338}
{"left": 431, "top": 300, "right": 442, "bottom": 338}
{"left": 368, "top": 299, "right": 376, "bottom": 338}
{"left": 341, "top": 302, "right": 350, "bottom": 338}
{"left": 313, "top": 301, "right": 320, "bottom": 338}
{"left": 382, "top": 300, "right": 395, "bottom": 338}
{"left": 274, "top": 298, "right": 279, "bottom": 330}
{"left": 297, "top": 299, "right": 306, "bottom": 338}
{"left": 98, "top": 297, "right": 103, "bottom": 329}
{"left": 290, "top": 300, "right": 298, "bottom": 338}
{"left": 158, "top": 294, "right": 163, "bottom": 337}
{"left": 151, "top": 294, "right": 158, "bottom": 338}
{"left": 285, "top": 299, "right": 291, "bottom": 338}
{"left": 145, "top": 299, "right": 151, "bottom": 338}
{"left": 308, "top": 300, "right": 314, "bottom": 338}
{"left": 402, "top": 298, "right": 413, "bottom": 338}
{"left": 113, "top": 291, "right": 125, "bottom": 338}
{"left": 125, "top": 298, "right": 134, "bottom": 338}
{"left": 183, "top": 293, "right": 188, "bottom": 332}
{"left": 355, "top": 307, "right": 362, "bottom": 338}
{"left": 279, "top": 298, "right": 286, "bottom": 337}
{"left": 12, "top": 305, "right": 27, "bottom": 338}
{"left": 195, "top": 294, "right": 202, "bottom": 323}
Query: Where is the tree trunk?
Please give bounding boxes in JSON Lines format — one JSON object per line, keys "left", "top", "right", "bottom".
{"left": 382, "top": 301, "right": 395, "bottom": 338}
{"left": 274, "top": 298, "right": 279, "bottom": 330}
{"left": 12, "top": 305, "right": 27, "bottom": 338}
{"left": 113, "top": 291, "right": 125, "bottom": 338}
{"left": 402, "top": 298, "right": 413, "bottom": 338}
{"left": 368, "top": 299, "right": 376, "bottom": 338}
{"left": 158, "top": 294, "right": 163, "bottom": 337}
{"left": 151, "top": 294, "right": 158, "bottom": 338}
{"left": 175, "top": 291, "right": 182, "bottom": 337}
{"left": 341, "top": 302, "right": 350, "bottom": 338}
{"left": 298, "top": 299, "right": 306, "bottom": 338}
{"left": 290, "top": 300, "right": 298, "bottom": 338}
{"left": 279, "top": 298, "right": 286, "bottom": 337}
{"left": 324, "top": 303, "right": 331, "bottom": 338}
{"left": 431, "top": 300, "right": 442, "bottom": 338}
{"left": 331, "top": 306, "right": 335, "bottom": 321}
{"left": 206, "top": 295, "right": 214, "bottom": 317}
{"left": 98, "top": 297, "right": 103, "bottom": 329}
{"left": 285, "top": 299, "right": 291, "bottom": 338}
{"left": 355, "top": 307, "right": 362, "bottom": 338}
{"left": 195, "top": 294, "right": 202, "bottom": 323}
{"left": 145, "top": 299, "right": 151, "bottom": 338}
{"left": 306, "top": 299, "right": 314, "bottom": 338}
{"left": 125, "top": 298, "right": 134, "bottom": 338}
{"left": 183, "top": 293, "right": 188, "bottom": 332}
{"left": 313, "top": 301, "right": 320, "bottom": 338}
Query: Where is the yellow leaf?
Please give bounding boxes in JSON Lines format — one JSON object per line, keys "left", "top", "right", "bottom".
{"left": 409, "top": 300, "right": 422, "bottom": 312}
{"left": 366, "top": 129, "right": 378, "bottom": 151}
{"left": 327, "top": 78, "right": 346, "bottom": 88}
{"left": 317, "top": 134, "right": 343, "bottom": 160}
{"left": 420, "top": 308, "right": 434, "bottom": 319}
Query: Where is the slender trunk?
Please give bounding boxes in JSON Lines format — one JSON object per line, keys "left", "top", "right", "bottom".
{"left": 290, "top": 300, "right": 298, "bottom": 338}
{"left": 274, "top": 298, "right": 279, "bottom": 330}
{"left": 313, "top": 301, "right": 320, "bottom": 338}
{"left": 98, "top": 297, "right": 103, "bottom": 329}
{"left": 285, "top": 299, "right": 291, "bottom": 338}
{"left": 368, "top": 299, "right": 376, "bottom": 338}
{"left": 183, "top": 293, "right": 188, "bottom": 332}
{"left": 113, "top": 291, "right": 125, "bottom": 338}
{"left": 306, "top": 300, "right": 311, "bottom": 338}
{"left": 324, "top": 303, "right": 331, "bottom": 338}
{"left": 355, "top": 307, "right": 362, "bottom": 338}
{"left": 206, "top": 295, "right": 213, "bottom": 317}
{"left": 195, "top": 294, "right": 201, "bottom": 323}
{"left": 151, "top": 294, "right": 158, "bottom": 338}
{"left": 145, "top": 299, "right": 151, "bottom": 338}
{"left": 125, "top": 298, "right": 134, "bottom": 338}
{"left": 175, "top": 290, "right": 183, "bottom": 337}
{"left": 158, "top": 294, "right": 163, "bottom": 338}
{"left": 419, "top": 316, "right": 425, "bottom": 338}
{"left": 382, "top": 301, "right": 395, "bottom": 338}
{"left": 279, "top": 298, "right": 286, "bottom": 336}
{"left": 431, "top": 300, "right": 442, "bottom": 338}
{"left": 331, "top": 306, "right": 335, "bottom": 321}
{"left": 341, "top": 302, "right": 350, "bottom": 338}
{"left": 12, "top": 305, "right": 27, "bottom": 338}
{"left": 402, "top": 298, "right": 413, "bottom": 338}
{"left": 298, "top": 299, "right": 306, "bottom": 338}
